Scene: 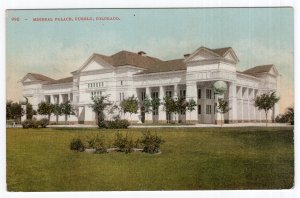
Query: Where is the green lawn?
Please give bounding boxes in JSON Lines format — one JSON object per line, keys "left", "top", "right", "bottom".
{"left": 6, "top": 127, "right": 294, "bottom": 191}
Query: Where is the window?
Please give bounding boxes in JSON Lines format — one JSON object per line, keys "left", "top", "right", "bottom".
{"left": 152, "top": 108, "right": 159, "bottom": 116}
{"left": 141, "top": 91, "right": 146, "bottom": 101}
{"left": 198, "top": 89, "right": 201, "bottom": 99}
{"left": 214, "top": 103, "right": 217, "bottom": 114}
{"left": 198, "top": 105, "right": 201, "bottom": 115}
{"left": 91, "top": 91, "right": 102, "bottom": 99}
{"left": 180, "top": 90, "right": 186, "bottom": 99}
{"left": 102, "top": 82, "right": 104, "bottom": 87}
{"left": 206, "top": 105, "right": 212, "bottom": 114}
{"left": 166, "top": 91, "right": 172, "bottom": 97}
{"left": 120, "top": 81, "right": 123, "bottom": 86}
{"left": 151, "top": 92, "right": 158, "bottom": 99}
{"left": 206, "top": 89, "right": 212, "bottom": 99}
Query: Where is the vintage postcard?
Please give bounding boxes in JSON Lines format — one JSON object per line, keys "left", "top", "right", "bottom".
{"left": 6, "top": 8, "right": 294, "bottom": 191}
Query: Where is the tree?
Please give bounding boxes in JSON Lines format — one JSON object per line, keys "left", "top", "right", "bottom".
{"left": 120, "top": 95, "right": 139, "bottom": 122}
{"left": 186, "top": 99, "right": 197, "bottom": 123}
{"left": 275, "top": 107, "right": 294, "bottom": 125}
{"left": 6, "top": 100, "right": 24, "bottom": 123}
{"left": 52, "top": 103, "right": 62, "bottom": 124}
{"left": 90, "top": 95, "right": 112, "bottom": 128}
{"left": 26, "top": 103, "right": 36, "bottom": 119}
{"left": 217, "top": 98, "right": 231, "bottom": 127}
{"left": 162, "top": 96, "right": 177, "bottom": 123}
{"left": 61, "top": 100, "right": 75, "bottom": 124}
{"left": 6, "top": 100, "right": 13, "bottom": 120}
{"left": 174, "top": 97, "right": 187, "bottom": 123}
{"left": 285, "top": 107, "right": 294, "bottom": 125}
{"left": 142, "top": 95, "right": 152, "bottom": 114}
{"left": 254, "top": 91, "right": 280, "bottom": 126}
{"left": 37, "top": 101, "right": 53, "bottom": 120}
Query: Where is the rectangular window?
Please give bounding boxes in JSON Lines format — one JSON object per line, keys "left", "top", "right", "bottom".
{"left": 166, "top": 91, "right": 172, "bottom": 97}
{"left": 206, "top": 89, "right": 212, "bottom": 99}
{"left": 198, "top": 105, "right": 201, "bottom": 115}
{"left": 152, "top": 108, "right": 159, "bottom": 116}
{"left": 141, "top": 91, "right": 146, "bottom": 101}
{"left": 206, "top": 105, "right": 212, "bottom": 114}
{"left": 198, "top": 89, "right": 201, "bottom": 99}
{"left": 102, "top": 82, "right": 104, "bottom": 87}
{"left": 151, "top": 92, "right": 158, "bottom": 99}
{"left": 214, "top": 103, "right": 217, "bottom": 114}
{"left": 180, "top": 90, "right": 186, "bottom": 99}
{"left": 121, "top": 81, "right": 123, "bottom": 86}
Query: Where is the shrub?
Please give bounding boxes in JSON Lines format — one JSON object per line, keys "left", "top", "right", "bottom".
{"left": 94, "top": 135, "right": 107, "bottom": 153}
{"left": 70, "top": 138, "right": 85, "bottom": 152}
{"left": 140, "top": 130, "right": 165, "bottom": 154}
{"left": 31, "top": 119, "right": 39, "bottom": 128}
{"left": 113, "top": 132, "right": 134, "bottom": 153}
{"left": 38, "top": 118, "right": 49, "bottom": 128}
{"left": 22, "top": 119, "right": 33, "bottom": 129}
{"left": 275, "top": 114, "right": 289, "bottom": 123}
{"left": 105, "top": 119, "right": 130, "bottom": 129}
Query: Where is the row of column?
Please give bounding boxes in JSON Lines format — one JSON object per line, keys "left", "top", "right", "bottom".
{"left": 142, "top": 85, "right": 182, "bottom": 122}
{"left": 46, "top": 93, "right": 72, "bottom": 104}
{"left": 140, "top": 82, "right": 270, "bottom": 123}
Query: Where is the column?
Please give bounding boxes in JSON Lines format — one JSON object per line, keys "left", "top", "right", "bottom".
{"left": 51, "top": 95, "right": 56, "bottom": 104}
{"left": 21, "top": 105, "right": 26, "bottom": 122}
{"left": 59, "top": 94, "right": 63, "bottom": 104}
{"left": 186, "top": 82, "right": 198, "bottom": 123}
{"left": 158, "top": 86, "right": 166, "bottom": 122}
{"left": 173, "top": 84, "right": 178, "bottom": 99}
{"left": 228, "top": 82, "right": 237, "bottom": 123}
{"left": 145, "top": 87, "right": 152, "bottom": 122}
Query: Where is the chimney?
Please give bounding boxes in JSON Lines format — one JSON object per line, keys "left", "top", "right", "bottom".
{"left": 184, "top": 54, "right": 190, "bottom": 58}
{"left": 138, "top": 51, "right": 146, "bottom": 56}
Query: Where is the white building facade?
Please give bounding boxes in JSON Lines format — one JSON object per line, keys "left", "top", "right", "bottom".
{"left": 21, "top": 47, "right": 280, "bottom": 124}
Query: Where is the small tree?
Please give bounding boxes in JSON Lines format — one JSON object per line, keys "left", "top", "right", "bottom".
{"left": 37, "top": 101, "right": 53, "bottom": 120}
{"left": 151, "top": 97, "right": 160, "bottom": 123}
{"left": 120, "top": 95, "right": 139, "bottom": 122}
{"left": 26, "top": 103, "right": 36, "bottom": 119}
{"left": 143, "top": 95, "right": 152, "bottom": 114}
{"left": 6, "top": 100, "right": 24, "bottom": 123}
{"left": 163, "top": 96, "right": 177, "bottom": 123}
{"left": 254, "top": 91, "right": 280, "bottom": 126}
{"left": 217, "top": 98, "right": 231, "bottom": 127}
{"left": 174, "top": 97, "right": 187, "bottom": 123}
{"left": 52, "top": 103, "right": 62, "bottom": 124}
{"left": 285, "top": 107, "right": 294, "bottom": 125}
{"left": 186, "top": 99, "right": 197, "bottom": 123}
{"left": 61, "top": 100, "right": 75, "bottom": 124}
{"left": 90, "top": 95, "right": 112, "bottom": 128}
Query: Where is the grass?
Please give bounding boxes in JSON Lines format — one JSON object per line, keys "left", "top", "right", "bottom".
{"left": 6, "top": 127, "right": 294, "bottom": 191}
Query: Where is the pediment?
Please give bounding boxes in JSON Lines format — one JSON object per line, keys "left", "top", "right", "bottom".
{"left": 224, "top": 52, "right": 235, "bottom": 62}
{"left": 269, "top": 66, "right": 279, "bottom": 76}
{"left": 186, "top": 48, "right": 219, "bottom": 62}
{"left": 82, "top": 60, "right": 106, "bottom": 72}
{"left": 76, "top": 54, "right": 114, "bottom": 74}
{"left": 222, "top": 49, "right": 239, "bottom": 63}
{"left": 24, "top": 77, "right": 33, "bottom": 82}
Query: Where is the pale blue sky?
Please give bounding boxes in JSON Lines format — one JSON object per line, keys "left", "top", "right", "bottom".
{"left": 6, "top": 8, "right": 294, "bottom": 112}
